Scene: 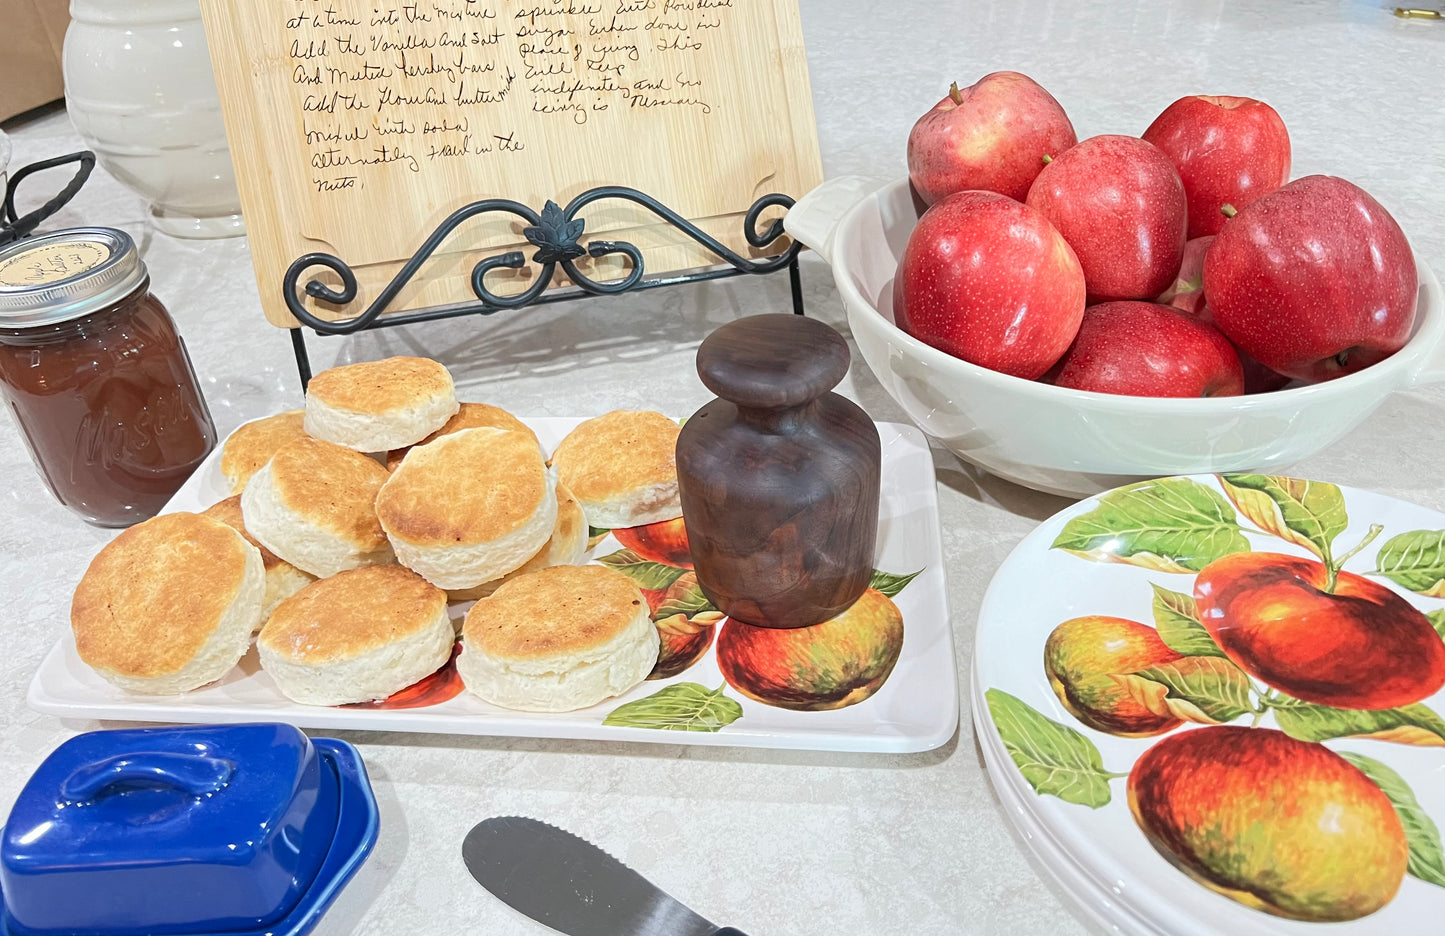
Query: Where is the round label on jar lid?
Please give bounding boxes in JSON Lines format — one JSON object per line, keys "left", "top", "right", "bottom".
{"left": 0, "top": 239, "right": 113, "bottom": 288}
{"left": 0, "top": 228, "right": 145, "bottom": 328}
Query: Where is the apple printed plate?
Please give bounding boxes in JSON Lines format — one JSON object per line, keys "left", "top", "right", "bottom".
{"left": 973, "top": 474, "right": 1445, "bottom": 935}
{"left": 28, "top": 417, "right": 957, "bottom": 754}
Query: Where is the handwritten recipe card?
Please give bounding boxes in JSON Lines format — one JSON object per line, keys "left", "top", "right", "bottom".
{"left": 199, "top": 0, "right": 823, "bottom": 326}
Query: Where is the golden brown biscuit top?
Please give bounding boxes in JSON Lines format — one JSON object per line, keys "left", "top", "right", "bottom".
{"left": 259, "top": 565, "right": 446, "bottom": 663}
{"left": 306, "top": 356, "right": 454, "bottom": 414}
{"left": 550, "top": 411, "right": 679, "bottom": 504}
{"left": 375, "top": 427, "right": 549, "bottom": 546}
{"left": 220, "top": 411, "right": 306, "bottom": 493}
{"left": 71, "top": 512, "right": 255, "bottom": 679}
{"left": 202, "top": 495, "right": 289, "bottom": 571}
{"left": 267, "top": 437, "right": 389, "bottom": 548}
{"left": 387, "top": 403, "right": 537, "bottom": 471}
{"left": 463, "top": 565, "right": 647, "bottom": 660}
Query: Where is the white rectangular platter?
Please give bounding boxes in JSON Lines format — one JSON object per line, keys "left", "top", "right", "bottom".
{"left": 30, "top": 418, "right": 957, "bottom": 753}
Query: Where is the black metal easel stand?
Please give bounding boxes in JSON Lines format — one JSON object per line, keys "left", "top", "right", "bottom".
{"left": 282, "top": 186, "right": 804, "bottom": 390}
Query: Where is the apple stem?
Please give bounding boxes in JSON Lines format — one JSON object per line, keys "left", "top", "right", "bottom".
{"left": 1250, "top": 709, "right": 1267, "bottom": 728}
{"left": 948, "top": 81, "right": 963, "bottom": 106}
{"left": 1325, "top": 523, "right": 1385, "bottom": 593}
{"left": 1220, "top": 204, "right": 1238, "bottom": 219}
{"left": 1041, "top": 154, "right": 1053, "bottom": 165}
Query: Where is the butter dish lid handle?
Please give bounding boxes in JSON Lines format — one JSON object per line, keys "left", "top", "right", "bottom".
{"left": 60, "top": 752, "right": 236, "bottom": 804}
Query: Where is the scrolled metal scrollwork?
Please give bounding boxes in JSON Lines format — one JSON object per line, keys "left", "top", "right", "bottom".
{"left": 281, "top": 186, "right": 800, "bottom": 336}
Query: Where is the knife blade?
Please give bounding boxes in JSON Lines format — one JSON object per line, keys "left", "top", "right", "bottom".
{"left": 463, "top": 817, "right": 747, "bottom": 936}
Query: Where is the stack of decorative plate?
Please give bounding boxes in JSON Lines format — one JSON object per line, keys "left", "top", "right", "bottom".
{"left": 973, "top": 473, "right": 1445, "bottom": 935}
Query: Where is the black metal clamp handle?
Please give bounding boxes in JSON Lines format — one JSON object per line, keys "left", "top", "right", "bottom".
{"left": 282, "top": 186, "right": 800, "bottom": 335}
{"left": 281, "top": 185, "right": 806, "bottom": 390}
{"left": 1, "top": 151, "right": 96, "bottom": 247}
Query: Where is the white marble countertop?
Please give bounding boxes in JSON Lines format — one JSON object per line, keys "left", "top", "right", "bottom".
{"left": 2, "top": 1, "right": 1444, "bottom": 933}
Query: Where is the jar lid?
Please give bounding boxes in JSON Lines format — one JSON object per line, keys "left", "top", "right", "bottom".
{"left": 0, "top": 227, "right": 146, "bottom": 327}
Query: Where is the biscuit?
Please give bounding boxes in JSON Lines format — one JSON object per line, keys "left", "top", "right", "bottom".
{"left": 457, "top": 565, "right": 658, "bottom": 712}
{"left": 550, "top": 411, "right": 682, "bottom": 529}
{"left": 71, "top": 512, "right": 263, "bottom": 694}
{"left": 240, "top": 436, "right": 394, "bottom": 578}
{"left": 304, "top": 356, "right": 459, "bottom": 451}
{"left": 447, "top": 483, "right": 589, "bottom": 602}
{"left": 258, "top": 565, "right": 452, "bottom": 706}
{"left": 220, "top": 411, "right": 307, "bottom": 493}
{"left": 201, "top": 495, "right": 315, "bottom": 623}
{"left": 376, "top": 427, "right": 556, "bottom": 589}
{"left": 386, "top": 402, "right": 539, "bottom": 471}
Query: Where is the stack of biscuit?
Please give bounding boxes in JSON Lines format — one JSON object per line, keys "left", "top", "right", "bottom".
{"left": 69, "top": 356, "right": 680, "bottom": 713}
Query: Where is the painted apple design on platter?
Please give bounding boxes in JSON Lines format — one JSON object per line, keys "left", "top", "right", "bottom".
{"left": 595, "top": 519, "right": 923, "bottom": 728}
{"left": 1128, "top": 726, "right": 1408, "bottom": 922}
{"left": 988, "top": 474, "right": 1445, "bottom": 922}
{"left": 1044, "top": 616, "right": 1183, "bottom": 737}
{"left": 717, "top": 587, "right": 905, "bottom": 712}
{"left": 1196, "top": 553, "right": 1445, "bottom": 710}
{"left": 643, "top": 570, "right": 721, "bottom": 680}
{"left": 613, "top": 516, "right": 693, "bottom": 569}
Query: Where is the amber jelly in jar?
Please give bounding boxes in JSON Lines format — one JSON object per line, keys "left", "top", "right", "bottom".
{"left": 0, "top": 228, "right": 216, "bottom": 526}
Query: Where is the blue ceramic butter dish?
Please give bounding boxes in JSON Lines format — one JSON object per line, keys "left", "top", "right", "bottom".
{"left": 0, "top": 724, "right": 378, "bottom": 936}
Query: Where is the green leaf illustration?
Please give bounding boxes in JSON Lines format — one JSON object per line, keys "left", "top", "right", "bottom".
{"left": 1119, "top": 657, "right": 1253, "bottom": 724}
{"left": 984, "top": 688, "right": 1116, "bottom": 808}
{"left": 1338, "top": 752, "right": 1445, "bottom": 889}
{"left": 653, "top": 576, "right": 715, "bottom": 621}
{"left": 1218, "top": 474, "right": 1348, "bottom": 561}
{"left": 1374, "top": 530, "right": 1445, "bottom": 597}
{"left": 1051, "top": 477, "right": 1250, "bottom": 573}
{"left": 1272, "top": 696, "right": 1445, "bottom": 747}
{"left": 595, "top": 548, "right": 688, "bottom": 591}
{"left": 869, "top": 568, "right": 922, "bottom": 598}
{"left": 1150, "top": 584, "right": 1227, "bottom": 658}
{"left": 1429, "top": 610, "right": 1445, "bottom": 642}
{"left": 603, "top": 683, "right": 743, "bottom": 732}
{"left": 589, "top": 525, "right": 611, "bottom": 539}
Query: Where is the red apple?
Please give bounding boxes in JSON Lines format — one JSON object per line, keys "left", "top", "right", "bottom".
{"left": 1158, "top": 236, "right": 1291, "bottom": 393}
{"left": 1204, "top": 176, "right": 1417, "bottom": 382}
{"left": 1143, "top": 95, "right": 1291, "bottom": 239}
{"left": 895, "top": 191, "right": 1086, "bottom": 379}
{"left": 1195, "top": 552, "right": 1445, "bottom": 710}
{"left": 1026, "top": 135, "right": 1188, "bottom": 302}
{"left": 1051, "top": 301, "right": 1244, "bottom": 397}
{"left": 907, "top": 71, "right": 1077, "bottom": 205}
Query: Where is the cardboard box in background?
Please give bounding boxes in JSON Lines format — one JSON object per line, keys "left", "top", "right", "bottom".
{"left": 0, "top": 0, "right": 69, "bottom": 122}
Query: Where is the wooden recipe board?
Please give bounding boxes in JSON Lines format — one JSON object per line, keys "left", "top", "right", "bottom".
{"left": 198, "top": 0, "right": 824, "bottom": 327}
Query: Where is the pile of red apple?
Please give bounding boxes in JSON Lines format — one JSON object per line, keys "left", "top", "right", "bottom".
{"left": 895, "top": 72, "right": 1420, "bottom": 396}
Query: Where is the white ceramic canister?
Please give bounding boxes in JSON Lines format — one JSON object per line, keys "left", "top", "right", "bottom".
{"left": 63, "top": 0, "right": 243, "bottom": 238}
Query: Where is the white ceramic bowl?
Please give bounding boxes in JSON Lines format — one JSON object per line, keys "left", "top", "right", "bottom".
{"left": 785, "top": 177, "right": 1445, "bottom": 498}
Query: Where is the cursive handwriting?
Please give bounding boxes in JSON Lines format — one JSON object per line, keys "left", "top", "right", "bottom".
{"left": 287, "top": 0, "right": 734, "bottom": 195}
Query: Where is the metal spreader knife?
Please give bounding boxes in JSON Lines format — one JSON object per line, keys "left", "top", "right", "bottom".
{"left": 462, "top": 817, "right": 749, "bottom": 936}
